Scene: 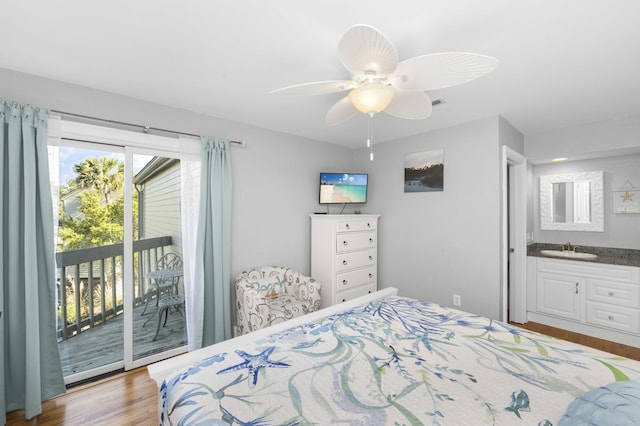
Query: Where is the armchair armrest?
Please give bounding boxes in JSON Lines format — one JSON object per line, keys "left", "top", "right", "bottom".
{"left": 235, "top": 280, "right": 274, "bottom": 336}
{"left": 235, "top": 267, "right": 323, "bottom": 335}
{"left": 293, "top": 276, "right": 322, "bottom": 304}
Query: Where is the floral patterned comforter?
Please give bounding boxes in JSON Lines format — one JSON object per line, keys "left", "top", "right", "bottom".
{"left": 159, "top": 296, "right": 640, "bottom": 425}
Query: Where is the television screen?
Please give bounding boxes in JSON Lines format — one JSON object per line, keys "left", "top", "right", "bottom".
{"left": 319, "top": 173, "right": 368, "bottom": 204}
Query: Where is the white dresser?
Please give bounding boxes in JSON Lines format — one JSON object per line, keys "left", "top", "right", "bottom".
{"left": 310, "top": 214, "right": 380, "bottom": 308}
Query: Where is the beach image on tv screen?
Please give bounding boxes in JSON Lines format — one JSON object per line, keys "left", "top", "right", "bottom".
{"left": 320, "top": 173, "right": 367, "bottom": 203}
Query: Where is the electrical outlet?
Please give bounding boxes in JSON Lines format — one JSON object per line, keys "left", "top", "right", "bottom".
{"left": 453, "top": 294, "right": 461, "bottom": 307}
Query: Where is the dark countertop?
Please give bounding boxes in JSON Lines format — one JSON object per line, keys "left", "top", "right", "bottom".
{"left": 527, "top": 242, "right": 640, "bottom": 267}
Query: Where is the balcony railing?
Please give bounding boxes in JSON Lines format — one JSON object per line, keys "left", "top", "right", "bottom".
{"left": 55, "top": 236, "right": 177, "bottom": 341}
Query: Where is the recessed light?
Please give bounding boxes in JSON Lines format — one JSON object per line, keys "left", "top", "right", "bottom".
{"left": 552, "top": 157, "right": 568, "bottom": 162}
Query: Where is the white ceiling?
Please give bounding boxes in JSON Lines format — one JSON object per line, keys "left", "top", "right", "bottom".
{"left": 1, "top": 1, "right": 639, "bottom": 148}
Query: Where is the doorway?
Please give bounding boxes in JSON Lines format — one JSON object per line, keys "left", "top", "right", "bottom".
{"left": 51, "top": 120, "right": 189, "bottom": 384}
{"left": 501, "top": 146, "right": 527, "bottom": 323}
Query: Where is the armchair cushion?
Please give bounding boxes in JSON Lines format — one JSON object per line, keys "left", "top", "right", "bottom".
{"left": 235, "top": 266, "right": 321, "bottom": 335}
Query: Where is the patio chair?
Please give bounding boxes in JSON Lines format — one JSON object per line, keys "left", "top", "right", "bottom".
{"left": 152, "top": 291, "right": 185, "bottom": 341}
{"left": 142, "top": 252, "right": 185, "bottom": 341}
{"left": 235, "top": 266, "right": 322, "bottom": 336}
{"left": 141, "top": 252, "right": 183, "bottom": 316}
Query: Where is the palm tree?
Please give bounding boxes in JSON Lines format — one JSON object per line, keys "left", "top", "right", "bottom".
{"left": 73, "top": 157, "right": 124, "bottom": 204}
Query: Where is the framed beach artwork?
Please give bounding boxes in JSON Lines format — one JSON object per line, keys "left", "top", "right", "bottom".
{"left": 404, "top": 149, "right": 444, "bottom": 193}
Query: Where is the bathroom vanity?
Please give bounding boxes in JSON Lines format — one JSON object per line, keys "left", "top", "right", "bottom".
{"left": 527, "top": 244, "right": 640, "bottom": 347}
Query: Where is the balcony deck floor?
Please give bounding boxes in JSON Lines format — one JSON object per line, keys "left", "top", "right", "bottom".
{"left": 58, "top": 301, "right": 186, "bottom": 378}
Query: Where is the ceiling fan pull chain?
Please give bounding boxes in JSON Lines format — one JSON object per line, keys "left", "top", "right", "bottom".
{"left": 368, "top": 114, "right": 374, "bottom": 161}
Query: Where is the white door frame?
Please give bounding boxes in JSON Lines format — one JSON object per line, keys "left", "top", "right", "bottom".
{"left": 501, "top": 146, "right": 527, "bottom": 323}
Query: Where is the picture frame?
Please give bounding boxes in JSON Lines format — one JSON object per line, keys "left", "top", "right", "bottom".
{"left": 613, "top": 188, "right": 640, "bottom": 214}
{"left": 404, "top": 149, "right": 444, "bottom": 193}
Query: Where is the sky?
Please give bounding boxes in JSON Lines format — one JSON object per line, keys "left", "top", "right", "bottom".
{"left": 321, "top": 172, "right": 368, "bottom": 186}
{"left": 404, "top": 149, "right": 444, "bottom": 169}
{"left": 58, "top": 147, "right": 153, "bottom": 184}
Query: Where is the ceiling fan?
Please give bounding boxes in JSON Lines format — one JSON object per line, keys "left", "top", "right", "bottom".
{"left": 270, "top": 24, "right": 498, "bottom": 126}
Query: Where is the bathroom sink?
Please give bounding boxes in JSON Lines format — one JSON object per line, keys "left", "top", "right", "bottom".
{"left": 540, "top": 250, "right": 598, "bottom": 260}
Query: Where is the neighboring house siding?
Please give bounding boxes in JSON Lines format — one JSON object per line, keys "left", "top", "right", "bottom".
{"left": 139, "top": 160, "right": 182, "bottom": 250}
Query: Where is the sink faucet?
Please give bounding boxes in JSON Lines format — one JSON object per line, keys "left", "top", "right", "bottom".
{"left": 560, "top": 241, "right": 580, "bottom": 252}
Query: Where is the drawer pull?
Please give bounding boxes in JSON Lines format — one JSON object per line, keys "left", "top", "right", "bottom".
{"left": 342, "top": 298, "right": 346, "bottom": 302}
{"left": 369, "top": 255, "right": 373, "bottom": 261}
{"left": 345, "top": 224, "right": 350, "bottom": 229}
{"left": 369, "top": 238, "right": 374, "bottom": 243}
{"left": 608, "top": 291, "right": 614, "bottom": 296}
{"left": 608, "top": 315, "right": 614, "bottom": 321}
{"left": 367, "top": 222, "right": 371, "bottom": 228}
{"left": 369, "top": 273, "right": 373, "bottom": 278}
{"left": 343, "top": 240, "right": 348, "bottom": 246}
{"left": 342, "top": 280, "right": 348, "bottom": 286}
{"left": 342, "top": 260, "right": 348, "bottom": 265}
{"left": 575, "top": 283, "right": 579, "bottom": 294}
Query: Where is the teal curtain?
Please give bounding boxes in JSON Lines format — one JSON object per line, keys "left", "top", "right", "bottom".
{"left": 197, "top": 137, "right": 232, "bottom": 346}
{"left": 0, "top": 100, "right": 65, "bottom": 423}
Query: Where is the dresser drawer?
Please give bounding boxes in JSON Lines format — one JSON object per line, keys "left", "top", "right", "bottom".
{"left": 586, "top": 302, "right": 640, "bottom": 333}
{"left": 337, "top": 219, "right": 376, "bottom": 232}
{"left": 336, "top": 266, "right": 376, "bottom": 291}
{"left": 587, "top": 279, "right": 639, "bottom": 308}
{"left": 337, "top": 249, "right": 376, "bottom": 272}
{"left": 336, "top": 231, "right": 376, "bottom": 253}
{"left": 336, "top": 283, "right": 377, "bottom": 303}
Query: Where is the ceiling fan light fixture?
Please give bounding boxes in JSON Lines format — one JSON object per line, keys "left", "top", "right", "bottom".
{"left": 348, "top": 83, "right": 396, "bottom": 114}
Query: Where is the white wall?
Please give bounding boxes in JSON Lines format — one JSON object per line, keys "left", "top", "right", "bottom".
{"left": 525, "top": 116, "right": 640, "bottom": 250}
{"left": 499, "top": 116, "right": 525, "bottom": 154}
{"left": 0, "top": 67, "right": 354, "bottom": 279}
{"left": 230, "top": 126, "right": 356, "bottom": 272}
{"left": 354, "top": 117, "right": 504, "bottom": 320}
{"left": 532, "top": 154, "right": 640, "bottom": 249}
{"left": 525, "top": 116, "right": 640, "bottom": 163}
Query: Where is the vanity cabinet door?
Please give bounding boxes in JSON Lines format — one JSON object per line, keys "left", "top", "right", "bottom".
{"left": 537, "top": 273, "right": 584, "bottom": 321}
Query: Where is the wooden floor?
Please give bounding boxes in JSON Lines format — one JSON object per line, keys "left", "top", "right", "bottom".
{"left": 514, "top": 321, "right": 640, "bottom": 360}
{"left": 58, "top": 301, "right": 186, "bottom": 378}
{"left": 7, "top": 322, "right": 639, "bottom": 424}
{"left": 6, "top": 367, "right": 158, "bottom": 426}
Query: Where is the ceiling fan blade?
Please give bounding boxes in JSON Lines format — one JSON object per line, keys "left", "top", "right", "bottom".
{"left": 384, "top": 91, "right": 433, "bottom": 120}
{"left": 325, "top": 96, "right": 359, "bottom": 126}
{"left": 338, "top": 24, "right": 398, "bottom": 77}
{"left": 394, "top": 52, "right": 498, "bottom": 91}
{"left": 270, "top": 80, "right": 356, "bottom": 96}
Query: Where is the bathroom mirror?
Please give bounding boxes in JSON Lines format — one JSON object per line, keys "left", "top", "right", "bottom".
{"left": 540, "top": 170, "right": 604, "bottom": 232}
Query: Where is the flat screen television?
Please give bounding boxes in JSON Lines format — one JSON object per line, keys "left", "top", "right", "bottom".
{"left": 319, "top": 172, "right": 368, "bottom": 204}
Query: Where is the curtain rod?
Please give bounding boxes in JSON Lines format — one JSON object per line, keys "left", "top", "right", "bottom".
{"left": 50, "top": 109, "right": 245, "bottom": 146}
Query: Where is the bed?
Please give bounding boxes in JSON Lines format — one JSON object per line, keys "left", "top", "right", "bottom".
{"left": 147, "top": 288, "right": 640, "bottom": 425}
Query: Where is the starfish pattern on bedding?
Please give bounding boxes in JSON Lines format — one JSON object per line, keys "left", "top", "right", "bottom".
{"left": 217, "top": 346, "right": 290, "bottom": 387}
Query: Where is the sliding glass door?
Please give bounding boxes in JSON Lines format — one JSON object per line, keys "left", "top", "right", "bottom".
{"left": 55, "top": 142, "right": 126, "bottom": 379}
{"left": 131, "top": 152, "right": 187, "bottom": 362}
{"left": 52, "top": 123, "right": 189, "bottom": 384}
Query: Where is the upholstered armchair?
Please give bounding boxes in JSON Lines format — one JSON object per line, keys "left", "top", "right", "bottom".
{"left": 235, "top": 266, "right": 322, "bottom": 336}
